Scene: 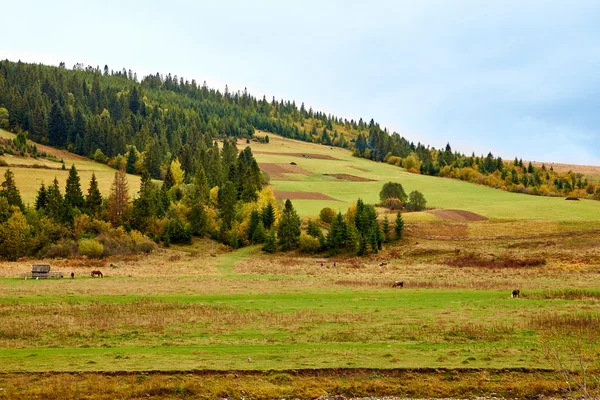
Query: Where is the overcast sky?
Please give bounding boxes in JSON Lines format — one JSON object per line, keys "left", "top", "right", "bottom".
{"left": 3, "top": 0, "right": 600, "bottom": 165}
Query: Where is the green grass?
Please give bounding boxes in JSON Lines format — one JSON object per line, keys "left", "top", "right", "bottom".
{"left": 251, "top": 134, "right": 600, "bottom": 221}
{"left": 0, "top": 129, "right": 142, "bottom": 205}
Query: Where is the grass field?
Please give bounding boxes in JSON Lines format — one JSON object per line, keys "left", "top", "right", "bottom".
{"left": 248, "top": 133, "right": 600, "bottom": 221}
{"left": 0, "top": 129, "right": 141, "bottom": 204}
{"left": 0, "top": 230, "right": 599, "bottom": 397}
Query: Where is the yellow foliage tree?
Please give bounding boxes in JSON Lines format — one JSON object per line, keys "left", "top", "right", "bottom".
{"left": 170, "top": 158, "right": 185, "bottom": 186}
{"left": 0, "top": 207, "right": 31, "bottom": 261}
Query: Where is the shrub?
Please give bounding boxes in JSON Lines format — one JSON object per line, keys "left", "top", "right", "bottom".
{"left": 130, "top": 230, "right": 156, "bottom": 253}
{"left": 45, "top": 239, "right": 77, "bottom": 258}
{"left": 379, "top": 182, "right": 407, "bottom": 203}
{"left": 406, "top": 190, "right": 427, "bottom": 211}
{"left": 299, "top": 232, "right": 321, "bottom": 253}
{"left": 164, "top": 218, "right": 193, "bottom": 244}
{"left": 98, "top": 227, "right": 133, "bottom": 256}
{"left": 78, "top": 238, "right": 104, "bottom": 258}
{"left": 382, "top": 197, "right": 404, "bottom": 210}
{"left": 319, "top": 207, "right": 336, "bottom": 224}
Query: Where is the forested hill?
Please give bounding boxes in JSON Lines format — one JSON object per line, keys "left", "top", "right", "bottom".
{"left": 0, "top": 59, "right": 598, "bottom": 200}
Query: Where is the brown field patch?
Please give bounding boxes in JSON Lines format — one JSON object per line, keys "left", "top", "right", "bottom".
{"left": 347, "top": 165, "right": 370, "bottom": 172}
{"left": 324, "top": 173, "right": 376, "bottom": 182}
{"left": 531, "top": 161, "right": 600, "bottom": 179}
{"left": 258, "top": 163, "right": 311, "bottom": 180}
{"left": 428, "top": 209, "right": 488, "bottom": 221}
{"left": 274, "top": 190, "right": 341, "bottom": 201}
{"left": 446, "top": 253, "right": 546, "bottom": 268}
{"left": 253, "top": 151, "right": 340, "bottom": 160}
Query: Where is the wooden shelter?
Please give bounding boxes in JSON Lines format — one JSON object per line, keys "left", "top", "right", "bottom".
{"left": 26, "top": 264, "right": 63, "bottom": 279}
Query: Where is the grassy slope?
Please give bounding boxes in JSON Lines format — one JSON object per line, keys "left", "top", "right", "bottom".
{"left": 249, "top": 132, "right": 600, "bottom": 221}
{"left": 0, "top": 129, "right": 141, "bottom": 204}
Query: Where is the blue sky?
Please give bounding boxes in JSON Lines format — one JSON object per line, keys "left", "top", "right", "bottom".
{"left": 3, "top": 0, "right": 600, "bottom": 165}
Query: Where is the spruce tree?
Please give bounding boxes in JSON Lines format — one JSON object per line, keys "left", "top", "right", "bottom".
{"left": 162, "top": 165, "right": 175, "bottom": 191}
{"left": 64, "top": 165, "right": 84, "bottom": 209}
{"left": 262, "top": 228, "right": 276, "bottom": 253}
{"left": 262, "top": 202, "right": 276, "bottom": 230}
{"left": 382, "top": 216, "right": 390, "bottom": 242}
{"left": 277, "top": 199, "right": 301, "bottom": 251}
{"left": 85, "top": 173, "right": 103, "bottom": 216}
{"left": 48, "top": 101, "right": 67, "bottom": 147}
{"left": 0, "top": 169, "right": 24, "bottom": 211}
{"left": 188, "top": 203, "right": 207, "bottom": 237}
{"left": 218, "top": 181, "right": 237, "bottom": 228}
{"left": 126, "top": 147, "right": 138, "bottom": 174}
{"left": 248, "top": 210, "right": 261, "bottom": 242}
{"left": 251, "top": 219, "right": 267, "bottom": 243}
{"left": 46, "top": 177, "right": 64, "bottom": 222}
{"left": 395, "top": 211, "right": 404, "bottom": 240}
{"left": 35, "top": 183, "right": 48, "bottom": 210}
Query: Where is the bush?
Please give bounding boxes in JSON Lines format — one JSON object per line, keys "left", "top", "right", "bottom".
{"left": 130, "top": 230, "right": 156, "bottom": 253}
{"left": 45, "top": 239, "right": 78, "bottom": 258}
{"left": 319, "top": 207, "right": 336, "bottom": 224}
{"left": 164, "top": 218, "right": 193, "bottom": 244}
{"left": 78, "top": 238, "right": 104, "bottom": 258}
{"left": 382, "top": 197, "right": 404, "bottom": 210}
{"left": 97, "top": 227, "right": 133, "bottom": 256}
{"left": 379, "top": 182, "right": 407, "bottom": 203}
{"left": 406, "top": 190, "right": 427, "bottom": 211}
{"left": 299, "top": 232, "right": 321, "bottom": 253}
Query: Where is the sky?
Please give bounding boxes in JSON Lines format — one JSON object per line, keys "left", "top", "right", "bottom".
{"left": 3, "top": 0, "right": 600, "bottom": 165}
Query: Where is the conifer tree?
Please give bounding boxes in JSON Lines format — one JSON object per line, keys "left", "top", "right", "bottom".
{"left": 395, "top": 211, "right": 404, "bottom": 240}
{"left": 85, "top": 173, "right": 103, "bottom": 217}
{"left": 126, "top": 147, "right": 137, "bottom": 174}
{"left": 262, "top": 228, "right": 276, "bottom": 253}
{"left": 0, "top": 169, "right": 24, "bottom": 211}
{"left": 262, "top": 202, "right": 276, "bottom": 230}
{"left": 162, "top": 165, "right": 175, "bottom": 191}
{"left": 46, "top": 177, "right": 64, "bottom": 222}
{"left": 248, "top": 209, "right": 261, "bottom": 242}
{"left": 277, "top": 199, "right": 301, "bottom": 251}
{"left": 326, "top": 212, "right": 347, "bottom": 250}
{"left": 48, "top": 101, "right": 67, "bottom": 147}
{"left": 108, "top": 167, "right": 129, "bottom": 226}
{"left": 251, "top": 219, "right": 267, "bottom": 244}
{"left": 64, "top": 165, "right": 84, "bottom": 209}
{"left": 218, "top": 181, "right": 236, "bottom": 228}
{"left": 188, "top": 203, "right": 207, "bottom": 237}
{"left": 35, "top": 183, "right": 48, "bottom": 210}
{"left": 382, "top": 216, "right": 390, "bottom": 242}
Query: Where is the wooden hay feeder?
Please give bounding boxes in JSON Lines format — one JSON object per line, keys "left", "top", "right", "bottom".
{"left": 27, "top": 264, "right": 63, "bottom": 279}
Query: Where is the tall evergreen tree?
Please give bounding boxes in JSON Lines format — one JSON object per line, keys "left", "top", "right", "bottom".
{"left": 188, "top": 203, "right": 207, "bottom": 237}
{"left": 0, "top": 169, "right": 24, "bottom": 211}
{"left": 277, "top": 199, "right": 301, "bottom": 251}
{"left": 64, "top": 165, "right": 84, "bottom": 209}
{"left": 262, "top": 228, "right": 276, "bottom": 253}
{"left": 126, "top": 147, "right": 138, "bottom": 174}
{"left": 262, "top": 202, "right": 276, "bottom": 230}
{"left": 162, "top": 165, "right": 175, "bottom": 191}
{"left": 35, "top": 183, "right": 48, "bottom": 210}
{"left": 46, "top": 177, "right": 64, "bottom": 222}
{"left": 85, "top": 173, "right": 103, "bottom": 216}
{"left": 395, "top": 211, "right": 404, "bottom": 240}
{"left": 48, "top": 101, "right": 67, "bottom": 147}
{"left": 218, "top": 181, "right": 236, "bottom": 228}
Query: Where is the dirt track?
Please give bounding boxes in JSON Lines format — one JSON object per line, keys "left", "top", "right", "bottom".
{"left": 324, "top": 173, "right": 376, "bottom": 182}
{"left": 427, "top": 209, "right": 488, "bottom": 221}
{"left": 274, "top": 190, "right": 341, "bottom": 201}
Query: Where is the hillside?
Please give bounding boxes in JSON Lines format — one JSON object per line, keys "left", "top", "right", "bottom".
{"left": 0, "top": 129, "right": 141, "bottom": 204}
{"left": 249, "top": 132, "right": 600, "bottom": 222}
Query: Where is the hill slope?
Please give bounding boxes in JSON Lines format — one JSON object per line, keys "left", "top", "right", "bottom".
{"left": 0, "top": 129, "right": 141, "bottom": 204}
{"left": 249, "top": 132, "right": 600, "bottom": 221}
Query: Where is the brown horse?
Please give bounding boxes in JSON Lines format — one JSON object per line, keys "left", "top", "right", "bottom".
{"left": 91, "top": 270, "right": 103, "bottom": 278}
{"left": 70, "top": 272, "right": 75, "bottom": 279}
{"left": 512, "top": 289, "right": 520, "bottom": 298}
{"left": 392, "top": 281, "right": 404, "bottom": 288}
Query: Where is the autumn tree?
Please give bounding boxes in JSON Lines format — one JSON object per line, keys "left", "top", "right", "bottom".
{"left": 108, "top": 167, "right": 129, "bottom": 226}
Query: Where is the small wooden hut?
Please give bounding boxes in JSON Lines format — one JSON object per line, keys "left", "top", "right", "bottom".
{"left": 28, "top": 264, "right": 63, "bottom": 279}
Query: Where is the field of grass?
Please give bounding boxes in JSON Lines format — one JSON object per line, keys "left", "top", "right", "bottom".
{"left": 0, "top": 230, "right": 599, "bottom": 397}
{"left": 0, "top": 129, "right": 141, "bottom": 205}
{"left": 249, "top": 132, "right": 600, "bottom": 221}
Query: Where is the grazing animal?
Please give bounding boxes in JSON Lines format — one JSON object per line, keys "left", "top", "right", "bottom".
{"left": 378, "top": 262, "right": 387, "bottom": 267}
{"left": 70, "top": 272, "right": 75, "bottom": 279}
{"left": 512, "top": 289, "right": 520, "bottom": 298}
{"left": 333, "top": 262, "right": 336, "bottom": 267}
{"left": 455, "top": 249, "right": 461, "bottom": 255}
{"left": 91, "top": 270, "right": 103, "bottom": 278}
{"left": 392, "top": 281, "right": 404, "bottom": 288}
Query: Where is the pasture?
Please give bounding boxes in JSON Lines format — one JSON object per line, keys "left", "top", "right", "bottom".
{"left": 0, "top": 129, "right": 141, "bottom": 204}
{"left": 249, "top": 133, "right": 600, "bottom": 221}
{"left": 0, "top": 227, "right": 599, "bottom": 398}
